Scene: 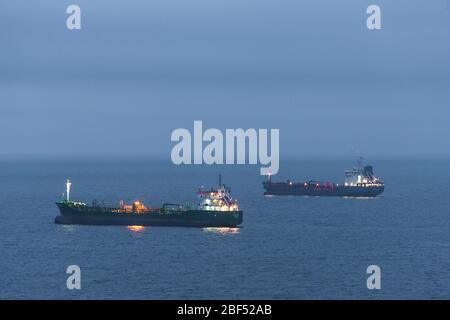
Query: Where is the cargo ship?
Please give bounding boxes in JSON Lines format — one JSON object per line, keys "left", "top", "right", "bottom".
{"left": 55, "top": 176, "right": 243, "bottom": 227}
{"left": 263, "top": 159, "right": 384, "bottom": 197}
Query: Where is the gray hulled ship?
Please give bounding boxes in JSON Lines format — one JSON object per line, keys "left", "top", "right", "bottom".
{"left": 263, "top": 159, "right": 384, "bottom": 197}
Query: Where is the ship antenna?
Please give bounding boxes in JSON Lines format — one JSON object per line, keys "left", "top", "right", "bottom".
{"left": 218, "top": 174, "right": 222, "bottom": 188}
{"left": 66, "top": 179, "right": 72, "bottom": 202}
{"left": 357, "top": 156, "right": 364, "bottom": 168}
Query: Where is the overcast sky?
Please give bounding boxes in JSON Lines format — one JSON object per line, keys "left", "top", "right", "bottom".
{"left": 1, "top": 0, "right": 449, "bottom": 159}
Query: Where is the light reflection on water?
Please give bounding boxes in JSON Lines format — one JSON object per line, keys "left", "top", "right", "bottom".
{"left": 202, "top": 227, "right": 240, "bottom": 235}
{"left": 61, "top": 225, "right": 240, "bottom": 235}
{"left": 341, "top": 196, "right": 377, "bottom": 200}
{"left": 60, "top": 225, "right": 77, "bottom": 232}
{"left": 127, "top": 225, "right": 145, "bottom": 233}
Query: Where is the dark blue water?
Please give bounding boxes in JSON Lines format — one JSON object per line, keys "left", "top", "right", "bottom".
{"left": 0, "top": 159, "right": 449, "bottom": 299}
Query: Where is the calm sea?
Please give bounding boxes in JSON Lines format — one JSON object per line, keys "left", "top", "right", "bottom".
{"left": 0, "top": 159, "right": 449, "bottom": 299}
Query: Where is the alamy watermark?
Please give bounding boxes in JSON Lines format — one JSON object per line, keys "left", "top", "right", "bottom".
{"left": 66, "top": 265, "right": 81, "bottom": 290}
{"left": 66, "top": 5, "right": 81, "bottom": 30}
{"left": 366, "top": 265, "right": 381, "bottom": 290}
{"left": 66, "top": 4, "right": 382, "bottom": 31}
{"left": 171, "top": 121, "right": 279, "bottom": 175}
{"left": 366, "top": 5, "right": 382, "bottom": 30}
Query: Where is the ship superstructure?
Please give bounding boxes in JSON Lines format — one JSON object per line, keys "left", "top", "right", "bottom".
{"left": 197, "top": 175, "right": 239, "bottom": 212}
{"left": 343, "top": 158, "right": 383, "bottom": 187}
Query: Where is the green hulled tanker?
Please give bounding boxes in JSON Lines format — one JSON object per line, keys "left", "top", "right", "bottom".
{"left": 55, "top": 177, "right": 243, "bottom": 228}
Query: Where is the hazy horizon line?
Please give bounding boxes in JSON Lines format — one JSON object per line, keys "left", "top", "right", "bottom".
{"left": 1, "top": 153, "right": 449, "bottom": 162}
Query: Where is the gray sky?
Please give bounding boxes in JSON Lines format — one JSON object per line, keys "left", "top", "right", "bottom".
{"left": 1, "top": 0, "right": 450, "bottom": 159}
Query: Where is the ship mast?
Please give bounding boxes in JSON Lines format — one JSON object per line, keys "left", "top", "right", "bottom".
{"left": 357, "top": 156, "right": 364, "bottom": 168}
{"left": 66, "top": 179, "right": 71, "bottom": 201}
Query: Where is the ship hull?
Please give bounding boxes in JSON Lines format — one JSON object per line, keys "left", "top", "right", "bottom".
{"left": 263, "top": 182, "right": 384, "bottom": 197}
{"left": 55, "top": 202, "right": 243, "bottom": 228}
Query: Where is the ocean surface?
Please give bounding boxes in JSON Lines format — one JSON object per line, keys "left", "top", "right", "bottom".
{"left": 0, "top": 159, "right": 449, "bottom": 299}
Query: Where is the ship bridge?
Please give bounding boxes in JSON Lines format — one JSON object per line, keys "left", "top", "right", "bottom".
{"left": 344, "top": 162, "right": 383, "bottom": 187}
